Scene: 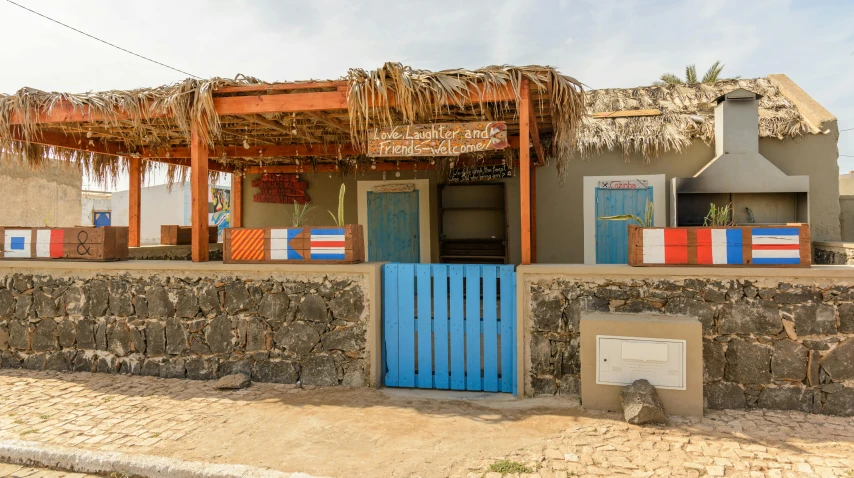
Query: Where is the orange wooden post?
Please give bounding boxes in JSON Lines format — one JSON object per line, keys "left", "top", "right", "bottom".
{"left": 231, "top": 172, "right": 243, "bottom": 228}
{"left": 520, "top": 79, "right": 532, "bottom": 265}
{"left": 190, "top": 123, "right": 210, "bottom": 262}
{"left": 531, "top": 163, "right": 537, "bottom": 264}
{"left": 128, "top": 157, "right": 141, "bottom": 247}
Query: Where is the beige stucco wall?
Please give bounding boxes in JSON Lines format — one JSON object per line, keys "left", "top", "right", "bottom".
{"left": 241, "top": 133, "right": 839, "bottom": 265}
{"left": 0, "top": 160, "right": 82, "bottom": 227}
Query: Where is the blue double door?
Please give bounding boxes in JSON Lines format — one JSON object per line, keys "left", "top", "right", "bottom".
{"left": 382, "top": 263, "right": 517, "bottom": 395}
{"left": 595, "top": 187, "right": 654, "bottom": 264}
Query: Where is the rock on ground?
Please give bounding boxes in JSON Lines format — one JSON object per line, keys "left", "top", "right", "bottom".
{"left": 620, "top": 379, "right": 667, "bottom": 425}
{"left": 214, "top": 373, "right": 251, "bottom": 390}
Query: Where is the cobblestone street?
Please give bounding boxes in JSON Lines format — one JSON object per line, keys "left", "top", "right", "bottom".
{"left": 0, "top": 463, "right": 100, "bottom": 478}
{"left": 0, "top": 370, "right": 852, "bottom": 477}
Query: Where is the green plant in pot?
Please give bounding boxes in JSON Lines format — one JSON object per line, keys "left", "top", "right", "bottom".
{"left": 597, "top": 200, "right": 654, "bottom": 227}
{"left": 327, "top": 183, "right": 345, "bottom": 226}
{"left": 704, "top": 203, "right": 735, "bottom": 226}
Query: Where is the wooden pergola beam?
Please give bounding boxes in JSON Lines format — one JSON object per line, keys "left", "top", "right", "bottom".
{"left": 238, "top": 114, "right": 317, "bottom": 143}
{"left": 302, "top": 111, "right": 350, "bottom": 134}
{"left": 190, "top": 122, "right": 209, "bottom": 262}
{"left": 525, "top": 85, "right": 546, "bottom": 166}
{"left": 231, "top": 172, "right": 243, "bottom": 228}
{"left": 128, "top": 157, "right": 141, "bottom": 248}
{"left": 519, "top": 79, "right": 532, "bottom": 266}
{"left": 213, "top": 80, "right": 349, "bottom": 94}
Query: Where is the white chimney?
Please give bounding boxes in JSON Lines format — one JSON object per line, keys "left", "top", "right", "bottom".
{"left": 714, "top": 89, "right": 760, "bottom": 156}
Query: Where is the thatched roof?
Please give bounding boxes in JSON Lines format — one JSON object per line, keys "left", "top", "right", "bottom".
{"left": 577, "top": 77, "right": 819, "bottom": 161}
{"left": 0, "top": 63, "right": 584, "bottom": 184}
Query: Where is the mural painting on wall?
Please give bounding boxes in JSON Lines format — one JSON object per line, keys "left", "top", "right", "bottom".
{"left": 252, "top": 174, "right": 309, "bottom": 204}
{"left": 208, "top": 187, "right": 231, "bottom": 241}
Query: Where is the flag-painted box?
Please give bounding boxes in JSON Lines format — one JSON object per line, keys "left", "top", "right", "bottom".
{"left": 0, "top": 227, "right": 129, "bottom": 261}
{"left": 161, "top": 225, "right": 219, "bottom": 245}
{"left": 223, "top": 225, "right": 365, "bottom": 264}
{"left": 628, "top": 224, "right": 811, "bottom": 267}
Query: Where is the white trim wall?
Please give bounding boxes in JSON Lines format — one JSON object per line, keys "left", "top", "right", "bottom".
{"left": 356, "top": 179, "right": 431, "bottom": 263}
{"left": 582, "top": 174, "right": 666, "bottom": 264}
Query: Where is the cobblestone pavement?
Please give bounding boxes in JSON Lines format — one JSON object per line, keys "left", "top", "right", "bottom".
{"left": 0, "top": 463, "right": 101, "bottom": 477}
{"left": 459, "top": 409, "right": 854, "bottom": 478}
{"left": 1, "top": 370, "right": 853, "bottom": 478}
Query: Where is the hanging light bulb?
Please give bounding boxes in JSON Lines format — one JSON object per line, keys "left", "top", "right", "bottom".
{"left": 370, "top": 161, "right": 377, "bottom": 170}
{"left": 429, "top": 158, "right": 435, "bottom": 165}
{"left": 328, "top": 172, "right": 332, "bottom": 178}
{"left": 395, "top": 171, "right": 401, "bottom": 178}
{"left": 86, "top": 129, "right": 93, "bottom": 139}
{"left": 243, "top": 138, "right": 250, "bottom": 150}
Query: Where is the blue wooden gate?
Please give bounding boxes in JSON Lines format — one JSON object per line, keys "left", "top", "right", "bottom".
{"left": 382, "top": 263, "right": 517, "bottom": 394}
{"left": 367, "top": 191, "right": 420, "bottom": 262}
{"left": 595, "top": 187, "right": 654, "bottom": 264}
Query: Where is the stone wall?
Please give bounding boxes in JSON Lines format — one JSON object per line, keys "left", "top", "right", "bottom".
{"left": 0, "top": 269, "right": 370, "bottom": 387}
{"left": 814, "top": 242, "right": 854, "bottom": 265}
{"left": 526, "top": 275, "right": 854, "bottom": 416}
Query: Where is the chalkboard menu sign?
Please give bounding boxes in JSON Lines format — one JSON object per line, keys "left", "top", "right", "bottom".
{"left": 448, "top": 164, "right": 512, "bottom": 183}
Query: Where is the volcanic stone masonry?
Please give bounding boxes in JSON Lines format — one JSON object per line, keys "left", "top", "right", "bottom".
{"left": 0, "top": 271, "right": 369, "bottom": 387}
{"left": 527, "top": 276, "right": 854, "bottom": 416}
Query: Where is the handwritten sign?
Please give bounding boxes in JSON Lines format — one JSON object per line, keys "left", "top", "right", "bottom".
{"left": 368, "top": 121, "right": 508, "bottom": 157}
{"left": 597, "top": 179, "right": 649, "bottom": 190}
{"left": 448, "top": 164, "right": 512, "bottom": 183}
{"left": 373, "top": 184, "right": 415, "bottom": 193}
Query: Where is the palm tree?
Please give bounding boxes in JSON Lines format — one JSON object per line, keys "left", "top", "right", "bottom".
{"left": 654, "top": 61, "right": 739, "bottom": 86}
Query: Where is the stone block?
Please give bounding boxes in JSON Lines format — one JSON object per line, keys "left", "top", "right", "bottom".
{"left": 197, "top": 282, "right": 221, "bottom": 314}
{"left": 807, "top": 350, "right": 820, "bottom": 387}
{"left": 215, "top": 373, "right": 251, "bottom": 390}
{"left": 615, "top": 300, "right": 662, "bottom": 314}
{"left": 44, "top": 351, "right": 71, "bottom": 372}
{"left": 57, "top": 320, "right": 76, "bottom": 348}
{"left": 87, "top": 280, "right": 109, "bottom": 316}
{"left": 223, "top": 282, "right": 254, "bottom": 314}
{"left": 297, "top": 294, "right": 329, "bottom": 323}
{"left": 140, "top": 358, "right": 162, "bottom": 377}
{"left": 621, "top": 379, "right": 667, "bottom": 425}
{"left": 175, "top": 290, "right": 199, "bottom": 318}
{"left": 531, "top": 291, "right": 563, "bottom": 331}
{"left": 838, "top": 303, "right": 854, "bottom": 334}
{"left": 703, "top": 338, "right": 725, "bottom": 382}
{"left": 107, "top": 320, "right": 132, "bottom": 356}
{"left": 132, "top": 296, "right": 148, "bottom": 318}
{"left": 0, "top": 351, "right": 22, "bottom": 369}
{"left": 819, "top": 338, "right": 854, "bottom": 382}
{"left": 300, "top": 355, "right": 338, "bottom": 386}
{"left": 95, "top": 320, "right": 107, "bottom": 350}
{"left": 725, "top": 338, "right": 771, "bottom": 384}
{"left": 531, "top": 375, "right": 557, "bottom": 396}
{"left": 189, "top": 334, "right": 211, "bottom": 355}
{"left": 159, "top": 357, "right": 186, "bottom": 379}
{"left": 567, "top": 296, "right": 608, "bottom": 332}
{"left": 96, "top": 354, "right": 118, "bottom": 374}
{"left": 665, "top": 298, "right": 715, "bottom": 333}
{"left": 822, "top": 387, "right": 854, "bottom": 417}
{"left": 129, "top": 325, "right": 145, "bottom": 354}
{"left": 76, "top": 318, "right": 96, "bottom": 350}
{"left": 146, "top": 286, "right": 174, "bottom": 317}
{"left": 24, "top": 353, "right": 46, "bottom": 370}
{"left": 558, "top": 374, "right": 579, "bottom": 396}
{"left": 8, "top": 321, "right": 28, "bottom": 350}
{"left": 757, "top": 385, "right": 813, "bottom": 412}
{"left": 185, "top": 356, "right": 217, "bottom": 380}
{"left": 64, "top": 286, "right": 88, "bottom": 317}
{"left": 205, "top": 315, "right": 233, "bottom": 354}
{"left": 33, "top": 290, "right": 60, "bottom": 318}
{"left": 0, "top": 289, "right": 15, "bottom": 319}
{"left": 72, "top": 353, "right": 95, "bottom": 372}
{"left": 259, "top": 293, "right": 290, "bottom": 326}
{"left": 530, "top": 333, "right": 551, "bottom": 374}
{"left": 705, "top": 382, "right": 745, "bottom": 409}
{"left": 321, "top": 326, "right": 364, "bottom": 353}
{"left": 791, "top": 304, "right": 837, "bottom": 336}
{"left": 240, "top": 318, "right": 268, "bottom": 352}
{"left": 717, "top": 300, "right": 781, "bottom": 335}
{"left": 145, "top": 320, "right": 166, "bottom": 355}
{"left": 0, "top": 324, "right": 8, "bottom": 350}
{"left": 165, "top": 318, "right": 187, "bottom": 355}
{"left": 15, "top": 294, "right": 32, "bottom": 320}
{"left": 328, "top": 288, "right": 364, "bottom": 323}
{"left": 274, "top": 321, "right": 320, "bottom": 356}
{"left": 771, "top": 339, "right": 808, "bottom": 382}
{"left": 218, "top": 359, "right": 252, "bottom": 377}
{"left": 252, "top": 360, "right": 300, "bottom": 384}
{"left": 775, "top": 287, "right": 821, "bottom": 304}
{"left": 108, "top": 280, "right": 134, "bottom": 317}
{"left": 31, "top": 319, "right": 58, "bottom": 352}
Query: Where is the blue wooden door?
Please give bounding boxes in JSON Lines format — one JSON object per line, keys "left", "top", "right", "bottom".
{"left": 93, "top": 211, "right": 111, "bottom": 228}
{"left": 595, "top": 187, "right": 653, "bottom": 264}
{"left": 367, "top": 191, "right": 420, "bottom": 262}
{"left": 382, "top": 263, "right": 517, "bottom": 395}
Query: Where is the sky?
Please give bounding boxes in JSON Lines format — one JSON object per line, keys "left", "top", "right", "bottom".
{"left": 1, "top": 0, "right": 853, "bottom": 190}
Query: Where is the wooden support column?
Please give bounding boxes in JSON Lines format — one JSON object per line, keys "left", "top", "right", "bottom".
{"left": 128, "top": 157, "right": 141, "bottom": 247}
{"left": 231, "top": 172, "right": 243, "bottom": 228}
{"left": 531, "top": 163, "right": 537, "bottom": 264}
{"left": 519, "top": 79, "right": 532, "bottom": 265}
{"left": 190, "top": 123, "right": 209, "bottom": 262}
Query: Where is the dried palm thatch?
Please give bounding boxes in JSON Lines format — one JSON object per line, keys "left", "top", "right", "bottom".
{"left": 346, "top": 62, "right": 585, "bottom": 179}
{"left": 577, "top": 77, "right": 814, "bottom": 161}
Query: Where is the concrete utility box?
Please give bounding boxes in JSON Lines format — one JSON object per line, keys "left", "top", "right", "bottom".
{"left": 581, "top": 313, "right": 702, "bottom": 417}
{"left": 596, "top": 336, "right": 686, "bottom": 390}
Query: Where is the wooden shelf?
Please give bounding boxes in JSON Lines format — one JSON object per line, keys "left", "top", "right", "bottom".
{"left": 438, "top": 183, "right": 508, "bottom": 264}
{"left": 440, "top": 206, "right": 505, "bottom": 211}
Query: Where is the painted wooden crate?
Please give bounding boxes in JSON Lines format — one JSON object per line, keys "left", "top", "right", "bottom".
{"left": 0, "top": 226, "right": 129, "bottom": 261}
{"left": 223, "top": 225, "right": 364, "bottom": 264}
{"left": 160, "top": 225, "right": 218, "bottom": 245}
{"left": 628, "top": 224, "right": 811, "bottom": 267}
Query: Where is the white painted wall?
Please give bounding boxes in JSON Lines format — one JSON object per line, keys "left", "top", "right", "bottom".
{"left": 112, "top": 184, "right": 189, "bottom": 245}
{"left": 80, "top": 192, "right": 113, "bottom": 226}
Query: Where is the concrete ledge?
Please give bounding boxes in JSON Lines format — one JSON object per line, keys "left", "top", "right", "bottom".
{"left": 0, "top": 259, "right": 383, "bottom": 275}
{"left": 129, "top": 243, "right": 223, "bottom": 261}
{"left": 517, "top": 263, "right": 854, "bottom": 279}
{"left": 0, "top": 438, "right": 325, "bottom": 478}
